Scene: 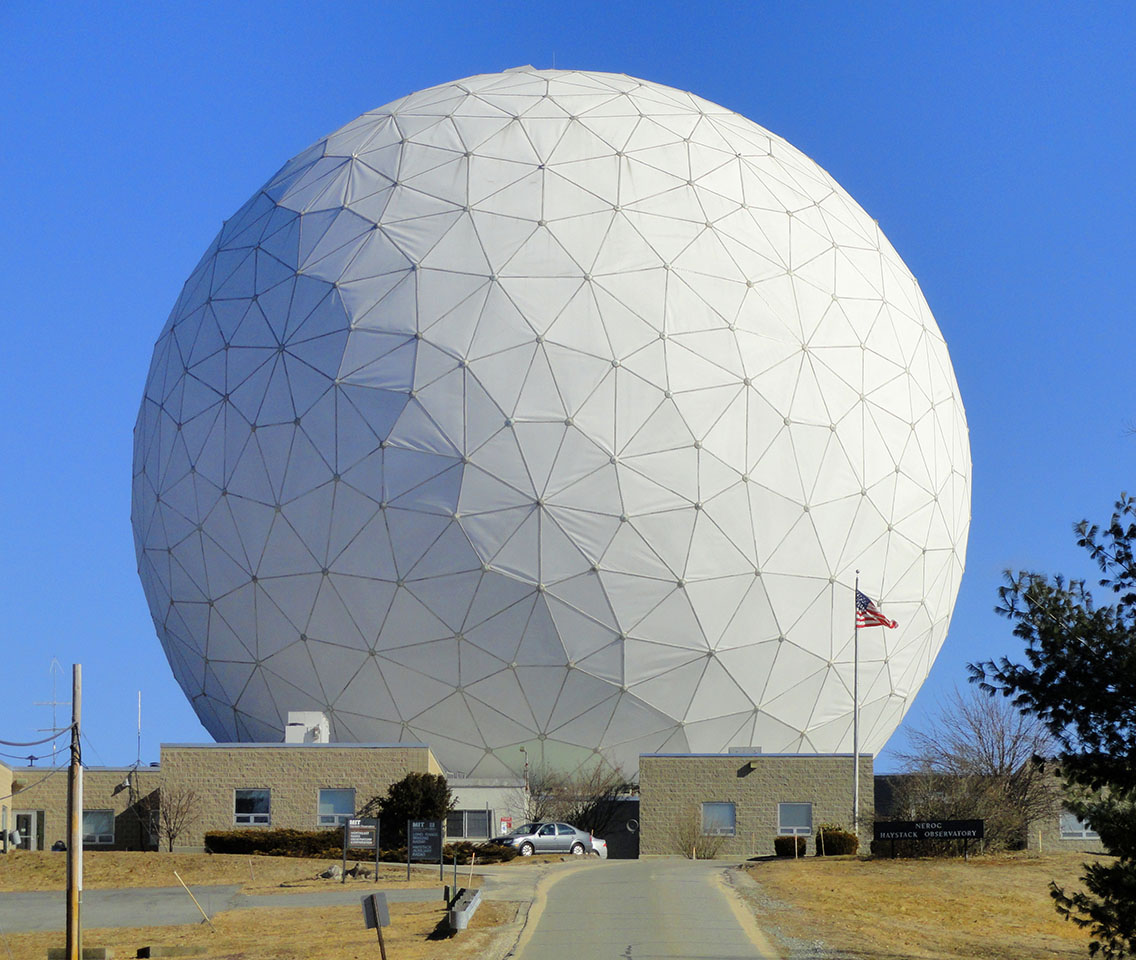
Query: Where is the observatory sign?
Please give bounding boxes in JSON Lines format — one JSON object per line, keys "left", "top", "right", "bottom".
{"left": 874, "top": 820, "right": 985, "bottom": 842}
{"left": 132, "top": 67, "right": 971, "bottom": 776}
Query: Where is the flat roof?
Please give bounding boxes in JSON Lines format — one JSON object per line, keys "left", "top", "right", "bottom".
{"left": 160, "top": 742, "right": 431, "bottom": 750}
{"left": 10, "top": 765, "right": 155, "bottom": 773}
{"left": 640, "top": 752, "right": 874, "bottom": 759}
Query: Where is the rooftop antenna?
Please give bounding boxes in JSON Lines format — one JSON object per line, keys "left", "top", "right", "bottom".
{"left": 34, "top": 656, "right": 69, "bottom": 766}
{"left": 136, "top": 691, "right": 142, "bottom": 767}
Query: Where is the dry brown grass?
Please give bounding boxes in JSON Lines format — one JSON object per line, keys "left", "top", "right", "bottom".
{"left": 742, "top": 850, "right": 1107, "bottom": 959}
{"left": 1, "top": 899, "right": 520, "bottom": 960}
{"left": 0, "top": 851, "right": 452, "bottom": 893}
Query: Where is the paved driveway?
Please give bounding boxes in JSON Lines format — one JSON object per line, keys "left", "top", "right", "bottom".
{"left": 0, "top": 884, "right": 441, "bottom": 932}
{"left": 512, "top": 858, "right": 778, "bottom": 959}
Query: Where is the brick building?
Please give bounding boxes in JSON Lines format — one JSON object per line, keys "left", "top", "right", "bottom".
{"left": 6, "top": 765, "right": 160, "bottom": 852}
{"left": 1, "top": 740, "right": 523, "bottom": 854}
{"left": 159, "top": 742, "right": 442, "bottom": 850}
{"left": 638, "top": 752, "right": 874, "bottom": 858}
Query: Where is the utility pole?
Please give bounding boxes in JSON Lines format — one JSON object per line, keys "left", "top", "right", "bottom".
{"left": 66, "top": 664, "right": 82, "bottom": 960}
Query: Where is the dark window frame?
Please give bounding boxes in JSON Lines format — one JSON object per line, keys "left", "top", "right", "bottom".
{"left": 234, "top": 788, "right": 271, "bottom": 826}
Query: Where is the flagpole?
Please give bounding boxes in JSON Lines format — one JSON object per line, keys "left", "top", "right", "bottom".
{"left": 852, "top": 571, "right": 860, "bottom": 832}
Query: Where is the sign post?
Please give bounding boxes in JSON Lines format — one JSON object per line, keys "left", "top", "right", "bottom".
{"left": 343, "top": 818, "right": 380, "bottom": 883}
{"left": 407, "top": 818, "right": 443, "bottom": 881}
{"left": 361, "top": 891, "right": 390, "bottom": 960}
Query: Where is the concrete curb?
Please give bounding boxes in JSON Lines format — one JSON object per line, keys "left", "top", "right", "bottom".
{"left": 727, "top": 863, "right": 836, "bottom": 960}
{"left": 718, "top": 865, "right": 785, "bottom": 959}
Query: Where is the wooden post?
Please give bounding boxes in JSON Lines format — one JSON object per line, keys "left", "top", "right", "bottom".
{"left": 364, "top": 892, "right": 389, "bottom": 960}
{"left": 65, "top": 663, "right": 82, "bottom": 960}
{"left": 173, "top": 870, "right": 216, "bottom": 931}
{"left": 406, "top": 819, "right": 412, "bottom": 882}
{"left": 342, "top": 822, "right": 348, "bottom": 884}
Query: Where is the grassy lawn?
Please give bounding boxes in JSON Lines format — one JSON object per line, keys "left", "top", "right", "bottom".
{"left": 0, "top": 848, "right": 569, "bottom": 894}
{"left": 0, "top": 850, "right": 458, "bottom": 892}
{"left": 2, "top": 899, "right": 520, "bottom": 960}
{"left": 741, "top": 850, "right": 1107, "bottom": 959}
{"left": 0, "top": 851, "right": 522, "bottom": 959}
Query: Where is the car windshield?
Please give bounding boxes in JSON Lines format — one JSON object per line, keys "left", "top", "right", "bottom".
{"left": 509, "top": 823, "right": 539, "bottom": 835}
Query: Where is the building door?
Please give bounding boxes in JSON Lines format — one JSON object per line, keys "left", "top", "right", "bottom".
{"left": 14, "top": 811, "right": 45, "bottom": 851}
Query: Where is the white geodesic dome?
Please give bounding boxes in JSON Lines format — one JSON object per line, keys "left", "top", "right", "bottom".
{"left": 132, "top": 67, "right": 970, "bottom": 776}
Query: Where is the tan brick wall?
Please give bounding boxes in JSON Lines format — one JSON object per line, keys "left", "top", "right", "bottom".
{"left": 1026, "top": 815, "right": 1105, "bottom": 853}
{"left": 1, "top": 761, "right": 11, "bottom": 852}
{"left": 160, "top": 744, "right": 439, "bottom": 850}
{"left": 1025, "top": 773, "right": 1106, "bottom": 854}
{"left": 9, "top": 766, "right": 160, "bottom": 851}
{"left": 639, "top": 754, "right": 874, "bottom": 858}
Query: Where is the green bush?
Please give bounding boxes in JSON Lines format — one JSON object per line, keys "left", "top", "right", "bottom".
{"left": 815, "top": 824, "right": 859, "bottom": 856}
{"left": 204, "top": 829, "right": 517, "bottom": 864}
{"left": 205, "top": 828, "right": 341, "bottom": 858}
{"left": 773, "top": 835, "right": 806, "bottom": 857}
{"left": 444, "top": 841, "right": 518, "bottom": 864}
{"left": 358, "top": 772, "right": 453, "bottom": 847}
{"left": 380, "top": 842, "right": 516, "bottom": 864}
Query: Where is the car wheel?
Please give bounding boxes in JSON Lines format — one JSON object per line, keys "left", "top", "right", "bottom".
{"left": 571, "top": 842, "right": 585, "bottom": 855}
{"left": 519, "top": 842, "right": 534, "bottom": 856}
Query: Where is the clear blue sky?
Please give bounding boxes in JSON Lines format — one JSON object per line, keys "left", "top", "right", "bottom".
{"left": 2, "top": 1, "right": 1133, "bottom": 773}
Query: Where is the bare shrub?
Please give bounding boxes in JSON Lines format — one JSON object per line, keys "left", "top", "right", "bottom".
{"left": 148, "top": 784, "right": 201, "bottom": 852}
{"left": 516, "top": 762, "right": 635, "bottom": 836}
{"left": 668, "top": 804, "right": 728, "bottom": 859}
{"left": 894, "top": 686, "right": 1059, "bottom": 849}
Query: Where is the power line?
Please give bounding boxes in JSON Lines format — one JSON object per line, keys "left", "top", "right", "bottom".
{"left": 0, "top": 749, "right": 60, "bottom": 763}
{"left": 0, "top": 765, "right": 65, "bottom": 803}
{"left": 0, "top": 726, "right": 74, "bottom": 748}
{"left": 79, "top": 730, "right": 105, "bottom": 767}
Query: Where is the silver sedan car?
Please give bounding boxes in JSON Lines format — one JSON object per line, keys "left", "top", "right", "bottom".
{"left": 491, "top": 821, "right": 595, "bottom": 856}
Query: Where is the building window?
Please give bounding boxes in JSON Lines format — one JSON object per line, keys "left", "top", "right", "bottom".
{"left": 446, "top": 809, "right": 492, "bottom": 839}
{"left": 318, "top": 788, "right": 356, "bottom": 827}
{"left": 83, "top": 810, "right": 115, "bottom": 845}
{"left": 701, "top": 802, "right": 737, "bottom": 836}
{"left": 778, "top": 802, "right": 813, "bottom": 836}
{"left": 234, "top": 789, "right": 271, "bottom": 825}
{"left": 1060, "top": 810, "right": 1099, "bottom": 840}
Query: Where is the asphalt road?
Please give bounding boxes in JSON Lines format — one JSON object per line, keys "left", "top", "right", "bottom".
{"left": 512, "top": 858, "right": 777, "bottom": 960}
{"left": 0, "top": 883, "right": 442, "bottom": 932}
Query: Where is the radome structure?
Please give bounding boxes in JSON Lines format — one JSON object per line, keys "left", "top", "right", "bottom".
{"left": 132, "top": 67, "right": 970, "bottom": 777}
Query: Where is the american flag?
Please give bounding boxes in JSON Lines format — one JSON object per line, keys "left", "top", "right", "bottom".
{"left": 856, "top": 590, "right": 897, "bottom": 629}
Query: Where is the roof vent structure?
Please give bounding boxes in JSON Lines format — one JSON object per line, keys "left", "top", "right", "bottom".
{"left": 284, "top": 711, "right": 330, "bottom": 744}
